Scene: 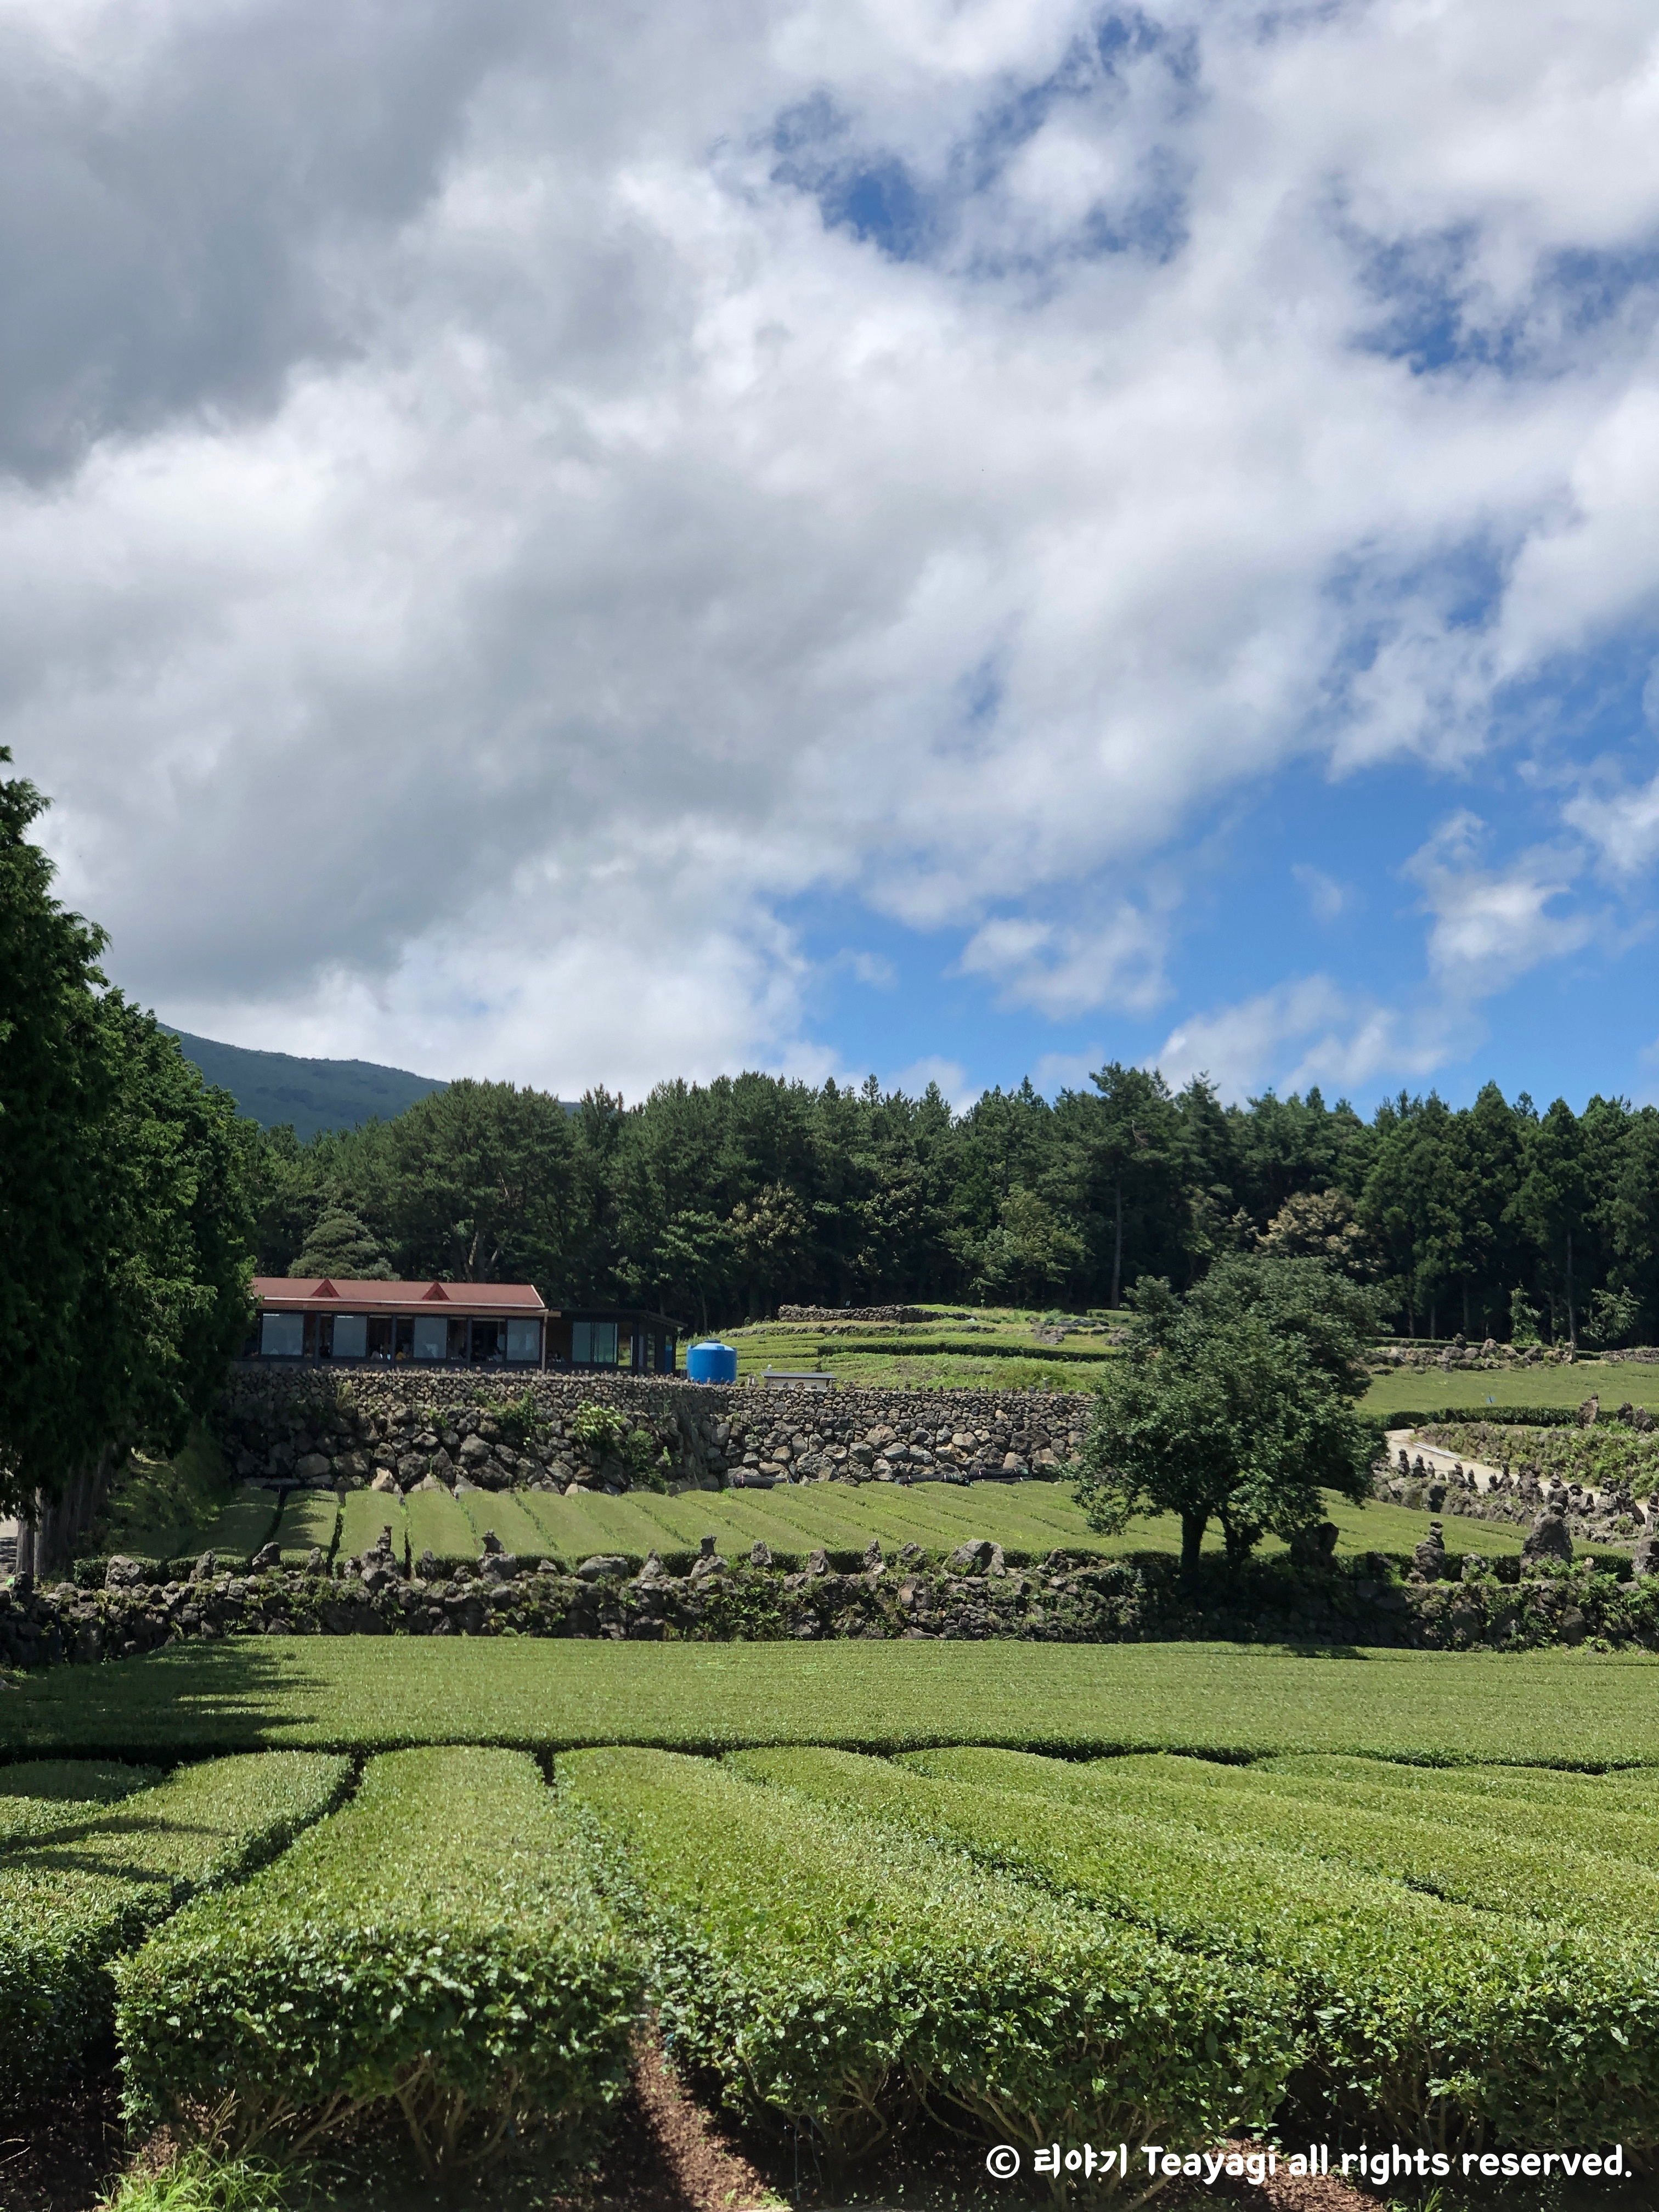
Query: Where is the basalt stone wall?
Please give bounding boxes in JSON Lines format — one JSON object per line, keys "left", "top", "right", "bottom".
{"left": 217, "top": 1368, "right": 1091, "bottom": 1492}
{"left": 775, "top": 1305, "right": 972, "bottom": 1325}
{"left": 5, "top": 1544, "right": 1655, "bottom": 1668}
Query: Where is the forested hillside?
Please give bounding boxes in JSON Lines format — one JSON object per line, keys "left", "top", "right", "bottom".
{"left": 253, "top": 1067, "right": 1659, "bottom": 1349}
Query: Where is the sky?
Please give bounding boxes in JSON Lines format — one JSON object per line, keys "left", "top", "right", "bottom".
{"left": 9, "top": 0, "right": 1659, "bottom": 1116}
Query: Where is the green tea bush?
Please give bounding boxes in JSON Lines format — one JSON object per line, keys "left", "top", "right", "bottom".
{"left": 1250, "top": 1753, "right": 1659, "bottom": 1872}
{"left": 0, "top": 1752, "right": 348, "bottom": 2094}
{"left": 742, "top": 1746, "right": 1659, "bottom": 2151}
{"left": 1383, "top": 1406, "right": 1582, "bottom": 1429}
{"left": 558, "top": 1744, "right": 1290, "bottom": 2167}
{"left": 986, "top": 1750, "right": 1659, "bottom": 1934}
{"left": 0, "top": 1758, "right": 159, "bottom": 1816}
{"left": 1421, "top": 1420, "right": 1659, "bottom": 1489}
{"left": 116, "top": 1747, "right": 640, "bottom": 2175}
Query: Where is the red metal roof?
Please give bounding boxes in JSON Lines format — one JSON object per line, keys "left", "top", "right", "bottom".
{"left": 255, "top": 1278, "right": 551, "bottom": 1317}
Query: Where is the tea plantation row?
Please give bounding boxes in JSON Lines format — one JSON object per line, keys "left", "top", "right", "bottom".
{"left": 5, "top": 1741, "right": 1659, "bottom": 2174}
{"left": 86, "top": 1473, "right": 1574, "bottom": 1583}
{"left": 13, "top": 1637, "right": 1659, "bottom": 1766}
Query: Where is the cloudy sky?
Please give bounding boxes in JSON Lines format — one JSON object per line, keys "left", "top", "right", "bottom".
{"left": 10, "top": 0, "right": 1659, "bottom": 1111}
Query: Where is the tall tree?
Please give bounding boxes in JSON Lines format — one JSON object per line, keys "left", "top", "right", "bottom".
{"left": 1517, "top": 1099, "right": 1590, "bottom": 1348}
{"left": 1072, "top": 1257, "right": 1379, "bottom": 1575}
{"left": 1087, "top": 1063, "right": 1176, "bottom": 1309}
{"left": 0, "top": 751, "right": 254, "bottom": 1516}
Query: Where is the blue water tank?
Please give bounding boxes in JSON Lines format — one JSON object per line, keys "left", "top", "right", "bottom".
{"left": 686, "top": 1339, "right": 738, "bottom": 1384}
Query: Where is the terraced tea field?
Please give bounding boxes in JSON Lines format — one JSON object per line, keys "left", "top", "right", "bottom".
{"left": 136, "top": 1471, "right": 1596, "bottom": 1581}
{"left": 8, "top": 1637, "right": 1659, "bottom": 1765}
{"left": 1362, "top": 1358, "right": 1659, "bottom": 1420}
{"left": 8, "top": 1717, "right": 1659, "bottom": 2189}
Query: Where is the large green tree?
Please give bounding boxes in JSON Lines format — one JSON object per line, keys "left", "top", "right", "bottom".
{"left": 1072, "top": 1257, "right": 1380, "bottom": 1575}
{"left": 0, "top": 752, "right": 255, "bottom": 1517}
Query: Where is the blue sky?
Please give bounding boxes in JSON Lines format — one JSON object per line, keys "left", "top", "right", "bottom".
{"left": 9, "top": 0, "right": 1659, "bottom": 1119}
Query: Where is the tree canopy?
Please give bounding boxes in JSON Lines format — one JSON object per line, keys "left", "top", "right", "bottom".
{"left": 0, "top": 752, "right": 256, "bottom": 1516}
{"left": 1071, "top": 1257, "right": 1382, "bottom": 1573}
{"left": 246, "top": 1060, "right": 1659, "bottom": 1347}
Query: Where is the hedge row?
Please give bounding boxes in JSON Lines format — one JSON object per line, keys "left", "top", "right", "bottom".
{"left": 0, "top": 1758, "right": 159, "bottom": 1840}
{"left": 734, "top": 1747, "right": 1659, "bottom": 2150}
{"left": 115, "top": 1747, "right": 641, "bottom": 2174}
{"left": 556, "top": 1744, "right": 1290, "bottom": 2165}
{"left": 990, "top": 1750, "right": 1659, "bottom": 1936}
{"left": 0, "top": 1751, "right": 349, "bottom": 2094}
{"left": 1249, "top": 1752, "right": 1659, "bottom": 1873}
{"left": 1384, "top": 1406, "right": 1586, "bottom": 1430}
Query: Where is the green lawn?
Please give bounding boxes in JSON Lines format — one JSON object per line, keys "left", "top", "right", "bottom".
{"left": 6, "top": 1639, "right": 1659, "bottom": 1767}
{"left": 1361, "top": 1359, "right": 1659, "bottom": 1418}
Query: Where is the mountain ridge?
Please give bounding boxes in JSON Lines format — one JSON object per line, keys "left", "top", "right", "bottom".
{"left": 167, "top": 1030, "right": 448, "bottom": 1140}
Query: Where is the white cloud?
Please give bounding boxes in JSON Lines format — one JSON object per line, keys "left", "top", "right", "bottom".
{"left": 6, "top": 0, "right": 1659, "bottom": 1085}
{"left": 1031, "top": 1047, "right": 1107, "bottom": 1097}
{"left": 1291, "top": 863, "right": 1350, "bottom": 924}
{"left": 883, "top": 1053, "right": 973, "bottom": 1108}
{"left": 956, "top": 909, "right": 1167, "bottom": 1017}
{"left": 1405, "top": 811, "right": 1595, "bottom": 996}
{"left": 1564, "top": 770, "right": 1659, "bottom": 879}
{"left": 1154, "top": 977, "right": 1446, "bottom": 1103}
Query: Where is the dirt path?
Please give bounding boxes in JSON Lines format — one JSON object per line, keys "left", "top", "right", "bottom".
{"left": 1384, "top": 1425, "right": 1651, "bottom": 1523}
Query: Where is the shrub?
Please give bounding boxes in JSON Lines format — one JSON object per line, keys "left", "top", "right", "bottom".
{"left": 116, "top": 1747, "right": 641, "bottom": 2175}
{"left": 492, "top": 1390, "right": 544, "bottom": 1454}
{"left": 978, "top": 1749, "right": 1659, "bottom": 1936}
{"left": 0, "top": 1758, "right": 160, "bottom": 1824}
{"left": 0, "top": 1752, "right": 348, "bottom": 2094}
{"left": 569, "top": 1403, "right": 627, "bottom": 1454}
{"left": 558, "top": 1744, "right": 1290, "bottom": 2167}
{"left": 850, "top": 1746, "right": 1659, "bottom": 2150}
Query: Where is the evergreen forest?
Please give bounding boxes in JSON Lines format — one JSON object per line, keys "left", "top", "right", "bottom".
{"left": 254, "top": 1065, "right": 1659, "bottom": 1351}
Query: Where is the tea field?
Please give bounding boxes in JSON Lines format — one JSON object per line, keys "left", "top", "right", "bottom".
{"left": 8, "top": 1636, "right": 1659, "bottom": 1765}
{"left": 7, "top": 1721, "right": 1659, "bottom": 2192}
{"left": 119, "top": 1469, "right": 1605, "bottom": 1578}
{"left": 1361, "top": 1358, "right": 1659, "bottom": 1420}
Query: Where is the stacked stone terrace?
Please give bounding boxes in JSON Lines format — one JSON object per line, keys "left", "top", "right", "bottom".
{"left": 220, "top": 1369, "right": 1089, "bottom": 1493}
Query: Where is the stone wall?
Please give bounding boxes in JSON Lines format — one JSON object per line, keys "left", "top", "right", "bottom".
{"left": 5, "top": 1537, "right": 1655, "bottom": 1666}
{"left": 217, "top": 1368, "right": 1091, "bottom": 1493}
{"left": 775, "top": 1305, "right": 973, "bottom": 1324}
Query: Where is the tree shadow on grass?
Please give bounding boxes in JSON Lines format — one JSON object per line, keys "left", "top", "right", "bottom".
{"left": 0, "top": 1641, "right": 334, "bottom": 1761}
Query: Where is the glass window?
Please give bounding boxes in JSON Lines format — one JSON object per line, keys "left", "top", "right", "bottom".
{"left": 331, "top": 1314, "right": 368, "bottom": 1359}
{"left": 261, "top": 1312, "right": 304, "bottom": 1357}
{"left": 413, "top": 1315, "right": 447, "bottom": 1361}
{"left": 505, "top": 1319, "right": 540, "bottom": 1362}
{"left": 571, "top": 1321, "right": 617, "bottom": 1365}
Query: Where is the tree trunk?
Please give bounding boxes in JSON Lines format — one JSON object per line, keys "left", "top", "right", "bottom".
{"left": 1180, "top": 1510, "right": 1206, "bottom": 1581}
{"left": 1110, "top": 1180, "right": 1124, "bottom": 1311}
{"left": 1565, "top": 1228, "right": 1577, "bottom": 1350}
{"left": 1462, "top": 1283, "right": 1470, "bottom": 1335}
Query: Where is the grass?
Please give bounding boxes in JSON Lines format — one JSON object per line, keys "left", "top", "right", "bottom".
{"left": 1361, "top": 1359, "right": 1659, "bottom": 1418}
{"left": 273, "top": 1491, "right": 340, "bottom": 1566}
{"left": 716, "top": 1305, "right": 1122, "bottom": 1392}
{"left": 470, "top": 1480, "right": 1620, "bottom": 1572}
{"left": 99, "top": 2149, "right": 294, "bottom": 2212}
{"left": 10, "top": 1639, "right": 1659, "bottom": 1765}
{"left": 456, "top": 1487, "right": 552, "bottom": 1559}
{"left": 95, "top": 1429, "right": 243, "bottom": 1560}
{"left": 403, "top": 1486, "right": 478, "bottom": 1567}
{"left": 337, "top": 1491, "right": 406, "bottom": 1561}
